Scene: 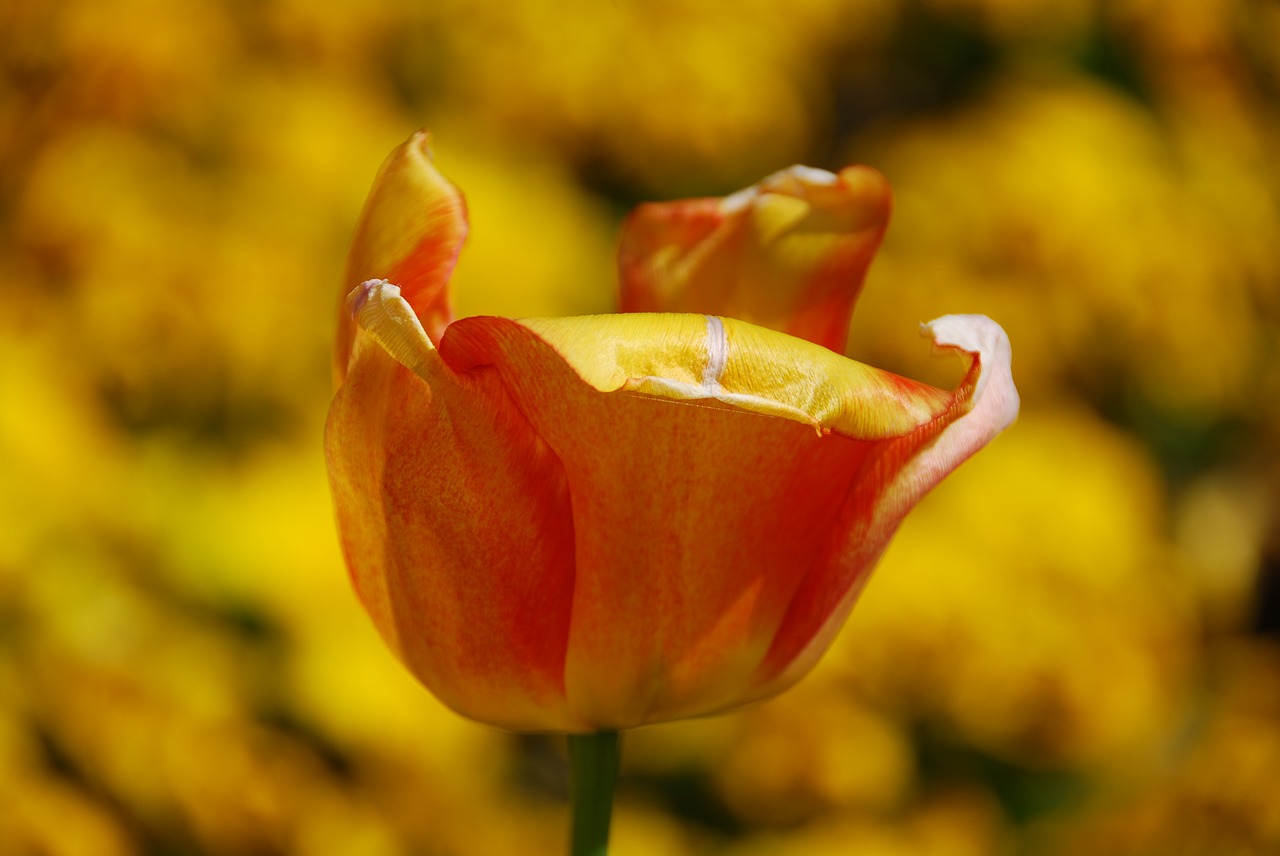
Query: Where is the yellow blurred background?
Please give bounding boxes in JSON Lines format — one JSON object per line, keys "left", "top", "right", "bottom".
{"left": 3, "top": 0, "right": 1279, "bottom": 853}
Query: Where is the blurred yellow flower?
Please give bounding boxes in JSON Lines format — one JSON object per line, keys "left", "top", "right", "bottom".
{"left": 3, "top": 0, "right": 1276, "bottom": 852}
{"left": 836, "top": 407, "right": 1194, "bottom": 767}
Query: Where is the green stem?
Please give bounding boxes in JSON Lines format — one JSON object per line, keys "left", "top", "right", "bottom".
{"left": 567, "top": 731, "right": 621, "bottom": 856}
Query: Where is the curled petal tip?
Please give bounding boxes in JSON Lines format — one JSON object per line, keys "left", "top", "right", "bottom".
{"left": 349, "top": 278, "right": 396, "bottom": 317}
{"left": 915, "top": 315, "right": 1021, "bottom": 486}
{"left": 923, "top": 313, "right": 1012, "bottom": 357}
{"left": 923, "top": 314, "right": 1017, "bottom": 417}
{"left": 344, "top": 279, "right": 436, "bottom": 379}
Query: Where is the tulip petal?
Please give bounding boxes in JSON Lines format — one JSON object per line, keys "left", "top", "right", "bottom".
{"left": 618, "top": 165, "right": 892, "bottom": 353}
{"left": 326, "top": 280, "right": 578, "bottom": 731}
{"left": 511, "top": 313, "right": 956, "bottom": 439}
{"left": 439, "top": 313, "right": 1005, "bottom": 727}
{"left": 335, "top": 132, "right": 468, "bottom": 381}
{"left": 750, "top": 314, "right": 1020, "bottom": 699}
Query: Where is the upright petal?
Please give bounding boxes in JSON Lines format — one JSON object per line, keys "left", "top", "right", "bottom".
{"left": 335, "top": 132, "right": 468, "bottom": 381}
{"left": 618, "top": 165, "right": 892, "bottom": 353}
{"left": 326, "top": 281, "right": 577, "bottom": 731}
{"left": 439, "top": 313, "right": 980, "bottom": 728}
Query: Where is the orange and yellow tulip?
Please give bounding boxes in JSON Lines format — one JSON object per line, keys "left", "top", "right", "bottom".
{"left": 325, "top": 132, "right": 1018, "bottom": 732}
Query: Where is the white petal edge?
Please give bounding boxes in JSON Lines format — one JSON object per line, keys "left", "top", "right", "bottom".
{"left": 906, "top": 313, "right": 1020, "bottom": 493}
{"left": 720, "top": 164, "right": 842, "bottom": 214}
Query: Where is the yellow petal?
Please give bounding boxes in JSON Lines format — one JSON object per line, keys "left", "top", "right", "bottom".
{"left": 513, "top": 313, "right": 955, "bottom": 439}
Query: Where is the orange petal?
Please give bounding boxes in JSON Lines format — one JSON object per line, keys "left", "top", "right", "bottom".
{"left": 335, "top": 131, "right": 467, "bottom": 382}
{"left": 617, "top": 165, "right": 892, "bottom": 353}
{"left": 750, "top": 314, "right": 1021, "bottom": 700}
{"left": 439, "top": 312, "right": 1001, "bottom": 728}
{"left": 325, "top": 281, "right": 577, "bottom": 731}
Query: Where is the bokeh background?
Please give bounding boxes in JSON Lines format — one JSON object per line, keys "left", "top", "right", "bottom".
{"left": 3, "top": 0, "right": 1280, "bottom": 854}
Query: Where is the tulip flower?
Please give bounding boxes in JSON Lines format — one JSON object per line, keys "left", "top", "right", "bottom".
{"left": 326, "top": 131, "right": 1017, "bottom": 853}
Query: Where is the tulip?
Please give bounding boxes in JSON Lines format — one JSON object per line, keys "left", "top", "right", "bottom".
{"left": 325, "top": 132, "right": 1019, "bottom": 736}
